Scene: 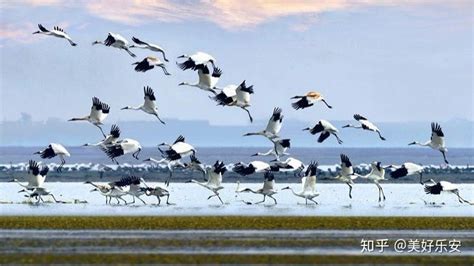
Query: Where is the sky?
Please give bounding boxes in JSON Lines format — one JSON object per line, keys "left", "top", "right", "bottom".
{"left": 0, "top": 0, "right": 472, "bottom": 126}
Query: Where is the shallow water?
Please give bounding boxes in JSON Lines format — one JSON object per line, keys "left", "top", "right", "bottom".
{"left": 1, "top": 183, "right": 473, "bottom": 216}
{"left": 1, "top": 229, "right": 473, "bottom": 256}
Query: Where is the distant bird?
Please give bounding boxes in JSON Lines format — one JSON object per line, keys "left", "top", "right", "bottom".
{"left": 343, "top": 114, "right": 386, "bottom": 141}
{"left": 357, "top": 161, "right": 386, "bottom": 202}
{"left": 389, "top": 162, "right": 424, "bottom": 184}
{"left": 32, "top": 24, "right": 77, "bottom": 46}
{"left": 282, "top": 161, "right": 319, "bottom": 204}
{"left": 423, "top": 179, "right": 473, "bottom": 205}
{"left": 409, "top": 122, "right": 448, "bottom": 164}
{"left": 233, "top": 161, "right": 271, "bottom": 176}
{"left": 243, "top": 107, "right": 283, "bottom": 139}
{"left": 34, "top": 143, "right": 70, "bottom": 172}
{"left": 251, "top": 138, "right": 291, "bottom": 161}
{"left": 101, "top": 138, "right": 142, "bottom": 164}
{"left": 177, "top": 52, "right": 216, "bottom": 71}
{"left": 92, "top": 32, "right": 135, "bottom": 57}
{"left": 291, "top": 91, "right": 332, "bottom": 110}
{"left": 133, "top": 56, "right": 170, "bottom": 75}
{"left": 183, "top": 155, "right": 207, "bottom": 180}
{"left": 211, "top": 81, "right": 254, "bottom": 122}
{"left": 333, "top": 154, "right": 358, "bottom": 199}
{"left": 121, "top": 86, "right": 166, "bottom": 124}
{"left": 236, "top": 171, "right": 278, "bottom": 204}
{"left": 69, "top": 97, "right": 110, "bottom": 138}
{"left": 186, "top": 160, "right": 227, "bottom": 204}
{"left": 178, "top": 65, "right": 222, "bottom": 95}
{"left": 270, "top": 157, "right": 304, "bottom": 175}
{"left": 83, "top": 124, "right": 121, "bottom": 147}
{"left": 113, "top": 176, "right": 148, "bottom": 205}
{"left": 145, "top": 186, "right": 172, "bottom": 205}
{"left": 303, "top": 120, "right": 343, "bottom": 144}
{"left": 130, "top": 36, "right": 168, "bottom": 61}
{"left": 19, "top": 187, "right": 60, "bottom": 203}
{"left": 143, "top": 157, "right": 185, "bottom": 186}
{"left": 10, "top": 160, "right": 49, "bottom": 190}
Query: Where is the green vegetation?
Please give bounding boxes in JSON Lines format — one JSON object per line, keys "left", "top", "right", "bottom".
{"left": 1, "top": 216, "right": 473, "bottom": 230}
{"left": 1, "top": 254, "right": 473, "bottom": 264}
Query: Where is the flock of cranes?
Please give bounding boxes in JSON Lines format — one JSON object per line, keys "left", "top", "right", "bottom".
{"left": 7, "top": 24, "right": 471, "bottom": 206}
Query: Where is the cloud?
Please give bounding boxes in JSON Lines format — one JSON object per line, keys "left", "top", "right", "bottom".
{"left": 0, "top": 23, "right": 36, "bottom": 44}
{"left": 82, "top": 0, "right": 353, "bottom": 30}
{"left": 1, "top": 0, "right": 471, "bottom": 31}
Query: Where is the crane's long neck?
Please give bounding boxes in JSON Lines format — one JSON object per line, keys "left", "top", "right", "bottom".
{"left": 69, "top": 116, "right": 89, "bottom": 121}
{"left": 191, "top": 179, "right": 207, "bottom": 188}
{"left": 123, "top": 106, "right": 142, "bottom": 111}
{"left": 13, "top": 180, "right": 28, "bottom": 188}
{"left": 257, "top": 149, "right": 274, "bottom": 156}
{"left": 411, "top": 141, "right": 430, "bottom": 147}
{"left": 83, "top": 141, "right": 102, "bottom": 147}
{"left": 288, "top": 187, "right": 299, "bottom": 197}
{"left": 180, "top": 82, "right": 200, "bottom": 88}
{"left": 343, "top": 124, "right": 362, "bottom": 129}
{"left": 235, "top": 181, "right": 257, "bottom": 194}
{"left": 244, "top": 131, "right": 264, "bottom": 136}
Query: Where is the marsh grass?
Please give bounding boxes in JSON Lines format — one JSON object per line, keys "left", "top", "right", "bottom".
{"left": 0, "top": 216, "right": 473, "bottom": 230}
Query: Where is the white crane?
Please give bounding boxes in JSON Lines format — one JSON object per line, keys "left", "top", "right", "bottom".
{"left": 243, "top": 107, "right": 283, "bottom": 139}
{"left": 211, "top": 81, "right": 254, "bottom": 122}
{"left": 158, "top": 135, "right": 196, "bottom": 185}
{"left": 84, "top": 181, "right": 113, "bottom": 204}
{"left": 177, "top": 51, "right": 216, "bottom": 71}
{"left": 83, "top": 124, "right": 121, "bottom": 147}
{"left": 10, "top": 160, "right": 49, "bottom": 190}
{"left": 85, "top": 180, "right": 129, "bottom": 205}
{"left": 281, "top": 161, "right": 319, "bottom": 204}
{"left": 19, "top": 187, "right": 60, "bottom": 203}
{"left": 251, "top": 138, "right": 291, "bottom": 161}
{"left": 34, "top": 143, "right": 70, "bottom": 172}
{"left": 158, "top": 135, "right": 196, "bottom": 161}
{"left": 133, "top": 56, "right": 170, "bottom": 75}
{"left": 145, "top": 186, "right": 172, "bottom": 205}
{"left": 130, "top": 36, "right": 169, "bottom": 61}
{"left": 236, "top": 171, "right": 278, "bottom": 204}
{"left": 69, "top": 97, "right": 110, "bottom": 138}
{"left": 186, "top": 160, "right": 227, "bottom": 204}
{"left": 233, "top": 160, "right": 271, "bottom": 176}
{"left": 357, "top": 161, "right": 386, "bottom": 202}
{"left": 423, "top": 179, "right": 473, "bottom": 205}
{"left": 270, "top": 157, "right": 304, "bottom": 175}
{"left": 342, "top": 114, "right": 386, "bottom": 141}
{"left": 32, "top": 24, "right": 77, "bottom": 46}
{"left": 389, "top": 162, "right": 424, "bottom": 184}
{"left": 409, "top": 122, "right": 449, "bottom": 164}
{"left": 303, "top": 120, "right": 343, "bottom": 144}
{"left": 291, "top": 91, "right": 332, "bottom": 110}
{"left": 100, "top": 138, "right": 142, "bottom": 164}
{"left": 333, "top": 154, "right": 358, "bottom": 199}
{"left": 114, "top": 176, "right": 148, "bottom": 205}
{"left": 178, "top": 65, "right": 222, "bottom": 95}
{"left": 121, "top": 86, "right": 166, "bottom": 124}
{"left": 143, "top": 157, "right": 185, "bottom": 186}
{"left": 92, "top": 32, "right": 135, "bottom": 57}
